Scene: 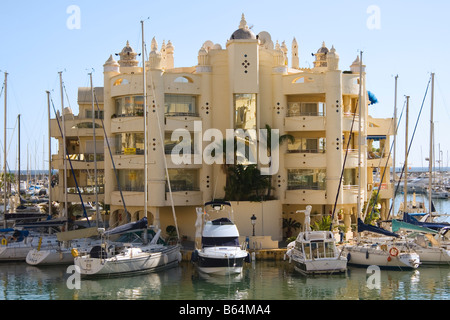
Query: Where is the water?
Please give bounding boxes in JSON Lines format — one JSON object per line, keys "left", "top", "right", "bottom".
{"left": 0, "top": 194, "right": 448, "bottom": 304}
{"left": 0, "top": 261, "right": 448, "bottom": 301}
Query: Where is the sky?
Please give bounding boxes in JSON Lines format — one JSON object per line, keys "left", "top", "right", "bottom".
{"left": 0, "top": 0, "right": 449, "bottom": 173}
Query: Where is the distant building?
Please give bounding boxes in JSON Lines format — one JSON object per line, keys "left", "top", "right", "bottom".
{"left": 51, "top": 14, "right": 394, "bottom": 241}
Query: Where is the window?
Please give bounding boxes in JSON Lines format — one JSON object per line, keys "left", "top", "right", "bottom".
{"left": 85, "top": 110, "right": 104, "bottom": 120}
{"left": 287, "top": 102, "right": 325, "bottom": 117}
{"left": 164, "top": 132, "right": 196, "bottom": 155}
{"left": 114, "top": 96, "right": 144, "bottom": 117}
{"left": 287, "top": 169, "right": 326, "bottom": 190}
{"left": 288, "top": 137, "right": 326, "bottom": 153}
{"left": 114, "top": 133, "right": 145, "bottom": 155}
{"left": 118, "top": 169, "right": 145, "bottom": 192}
{"left": 234, "top": 94, "right": 256, "bottom": 130}
{"left": 166, "top": 169, "right": 199, "bottom": 192}
{"left": 343, "top": 168, "right": 357, "bottom": 186}
{"left": 165, "top": 94, "right": 197, "bottom": 116}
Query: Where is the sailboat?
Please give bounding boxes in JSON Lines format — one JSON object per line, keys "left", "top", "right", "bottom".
{"left": 191, "top": 201, "right": 251, "bottom": 275}
{"left": 73, "top": 217, "right": 181, "bottom": 277}
{"left": 284, "top": 205, "right": 347, "bottom": 275}
{"left": 391, "top": 220, "right": 450, "bottom": 265}
{"left": 391, "top": 73, "right": 450, "bottom": 265}
{"left": 340, "top": 56, "right": 420, "bottom": 270}
{"left": 74, "top": 21, "right": 182, "bottom": 276}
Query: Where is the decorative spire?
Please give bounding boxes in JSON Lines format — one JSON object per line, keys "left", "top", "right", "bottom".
{"left": 239, "top": 13, "right": 248, "bottom": 29}
{"left": 151, "top": 37, "right": 158, "bottom": 52}
{"left": 117, "top": 41, "right": 139, "bottom": 67}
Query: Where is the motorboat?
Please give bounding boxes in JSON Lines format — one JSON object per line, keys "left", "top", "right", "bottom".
{"left": 191, "top": 201, "right": 250, "bottom": 275}
{"left": 284, "top": 205, "right": 347, "bottom": 275}
{"left": 73, "top": 218, "right": 182, "bottom": 277}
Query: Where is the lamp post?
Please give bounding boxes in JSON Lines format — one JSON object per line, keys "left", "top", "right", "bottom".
{"left": 251, "top": 214, "right": 257, "bottom": 236}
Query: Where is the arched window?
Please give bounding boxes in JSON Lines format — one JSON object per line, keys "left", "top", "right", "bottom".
{"left": 174, "top": 76, "right": 193, "bottom": 83}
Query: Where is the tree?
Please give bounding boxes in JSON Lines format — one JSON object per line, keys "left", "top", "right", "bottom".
{"left": 283, "top": 217, "right": 301, "bottom": 238}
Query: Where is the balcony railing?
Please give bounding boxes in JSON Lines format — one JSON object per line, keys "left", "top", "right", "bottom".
{"left": 286, "top": 111, "right": 325, "bottom": 117}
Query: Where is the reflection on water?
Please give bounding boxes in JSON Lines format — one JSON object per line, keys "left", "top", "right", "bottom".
{"left": 0, "top": 260, "right": 448, "bottom": 300}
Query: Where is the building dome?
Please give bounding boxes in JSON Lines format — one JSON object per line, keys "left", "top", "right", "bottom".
{"left": 117, "top": 41, "right": 139, "bottom": 67}
{"left": 317, "top": 41, "right": 329, "bottom": 54}
{"left": 230, "top": 14, "right": 256, "bottom": 40}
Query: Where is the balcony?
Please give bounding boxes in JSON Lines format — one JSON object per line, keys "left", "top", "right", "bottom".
{"left": 285, "top": 113, "right": 325, "bottom": 132}
{"left": 284, "top": 189, "right": 327, "bottom": 205}
{"left": 285, "top": 151, "right": 326, "bottom": 168}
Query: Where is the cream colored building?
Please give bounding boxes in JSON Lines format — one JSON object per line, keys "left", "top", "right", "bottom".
{"left": 51, "top": 15, "right": 394, "bottom": 242}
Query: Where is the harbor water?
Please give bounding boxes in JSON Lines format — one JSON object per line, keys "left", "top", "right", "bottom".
{"left": 0, "top": 194, "right": 448, "bottom": 302}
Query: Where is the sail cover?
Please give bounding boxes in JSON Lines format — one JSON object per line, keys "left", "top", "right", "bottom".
{"left": 392, "top": 219, "right": 438, "bottom": 234}
{"left": 402, "top": 213, "right": 450, "bottom": 231}
{"left": 104, "top": 217, "right": 148, "bottom": 235}
{"left": 358, "top": 218, "right": 399, "bottom": 238}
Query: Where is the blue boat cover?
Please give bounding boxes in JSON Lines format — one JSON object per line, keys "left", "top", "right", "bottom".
{"left": 358, "top": 218, "right": 399, "bottom": 238}
{"left": 104, "top": 217, "right": 148, "bottom": 235}
{"left": 402, "top": 213, "right": 450, "bottom": 231}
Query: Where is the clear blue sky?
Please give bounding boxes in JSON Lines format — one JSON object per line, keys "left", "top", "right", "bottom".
{"left": 0, "top": 0, "right": 449, "bottom": 172}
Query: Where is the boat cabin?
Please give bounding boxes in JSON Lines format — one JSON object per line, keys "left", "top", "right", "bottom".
{"left": 295, "top": 231, "right": 338, "bottom": 260}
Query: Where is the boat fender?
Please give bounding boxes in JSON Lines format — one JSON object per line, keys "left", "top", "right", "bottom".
{"left": 163, "top": 254, "right": 169, "bottom": 265}
{"left": 387, "top": 256, "right": 392, "bottom": 262}
{"left": 1, "top": 238, "right": 7, "bottom": 246}
{"left": 71, "top": 248, "right": 79, "bottom": 258}
{"left": 245, "top": 253, "right": 251, "bottom": 263}
{"left": 177, "top": 252, "right": 182, "bottom": 262}
{"left": 389, "top": 247, "right": 399, "bottom": 257}
{"left": 365, "top": 250, "right": 369, "bottom": 259}
{"left": 347, "top": 253, "right": 351, "bottom": 262}
{"left": 191, "top": 250, "right": 198, "bottom": 263}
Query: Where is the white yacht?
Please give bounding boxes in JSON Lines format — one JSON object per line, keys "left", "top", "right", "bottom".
{"left": 191, "top": 201, "right": 250, "bottom": 275}
{"left": 284, "top": 205, "right": 347, "bottom": 275}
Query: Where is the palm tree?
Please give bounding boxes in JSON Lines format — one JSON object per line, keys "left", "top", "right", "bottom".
{"left": 283, "top": 217, "right": 301, "bottom": 238}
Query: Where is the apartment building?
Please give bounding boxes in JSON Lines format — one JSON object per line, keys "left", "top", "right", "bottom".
{"left": 51, "top": 15, "right": 394, "bottom": 241}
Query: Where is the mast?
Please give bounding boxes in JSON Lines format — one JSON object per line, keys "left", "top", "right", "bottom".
{"left": 403, "top": 96, "right": 410, "bottom": 214}
{"left": 393, "top": 75, "right": 398, "bottom": 217}
{"left": 3, "top": 72, "right": 7, "bottom": 227}
{"left": 90, "top": 72, "right": 100, "bottom": 227}
{"left": 59, "top": 72, "right": 68, "bottom": 227}
{"left": 46, "top": 91, "right": 52, "bottom": 216}
{"left": 356, "top": 51, "right": 363, "bottom": 241}
{"left": 141, "top": 20, "right": 148, "bottom": 221}
{"left": 17, "top": 114, "right": 20, "bottom": 204}
{"left": 428, "top": 73, "right": 434, "bottom": 215}
{"left": 141, "top": 20, "right": 149, "bottom": 243}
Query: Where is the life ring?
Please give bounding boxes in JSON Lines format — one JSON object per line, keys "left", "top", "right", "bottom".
{"left": 389, "top": 247, "right": 399, "bottom": 257}
{"left": 1, "top": 238, "right": 7, "bottom": 246}
{"left": 71, "top": 248, "right": 79, "bottom": 258}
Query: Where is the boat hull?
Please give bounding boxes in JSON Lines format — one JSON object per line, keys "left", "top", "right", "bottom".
{"left": 193, "top": 248, "right": 249, "bottom": 275}
{"left": 343, "top": 246, "right": 420, "bottom": 270}
{"left": 406, "top": 246, "right": 450, "bottom": 265}
{"left": 0, "top": 236, "right": 59, "bottom": 261}
{"left": 26, "top": 248, "right": 74, "bottom": 265}
{"left": 288, "top": 251, "right": 347, "bottom": 275}
{"left": 74, "top": 245, "right": 181, "bottom": 277}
